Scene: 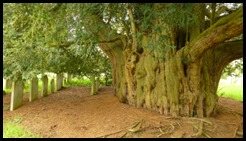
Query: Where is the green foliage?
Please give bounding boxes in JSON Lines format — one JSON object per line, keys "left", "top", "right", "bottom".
{"left": 64, "top": 77, "right": 91, "bottom": 87}
{"left": 3, "top": 3, "right": 112, "bottom": 80}
{"left": 3, "top": 3, "right": 240, "bottom": 81}
{"left": 221, "top": 58, "right": 243, "bottom": 79}
{"left": 3, "top": 116, "right": 42, "bottom": 138}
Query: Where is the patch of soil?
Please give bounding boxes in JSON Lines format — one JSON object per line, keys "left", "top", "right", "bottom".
{"left": 3, "top": 86, "right": 243, "bottom": 138}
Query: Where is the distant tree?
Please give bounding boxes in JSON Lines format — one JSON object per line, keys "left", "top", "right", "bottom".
{"left": 221, "top": 58, "right": 243, "bottom": 79}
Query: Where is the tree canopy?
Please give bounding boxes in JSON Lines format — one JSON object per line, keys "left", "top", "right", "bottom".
{"left": 3, "top": 3, "right": 112, "bottom": 81}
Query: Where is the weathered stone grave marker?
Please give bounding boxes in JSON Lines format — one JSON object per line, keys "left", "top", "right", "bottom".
{"left": 41, "top": 75, "right": 48, "bottom": 97}
{"left": 96, "top": 77, "right": 100, "bottom": 92}
{"left": 56, "top": 73, "right": 63, "bottom": 91}
{"left": 29, "top": 76, "right": 38, "bottom": 102}
{"left": 91, "top": 76, "right": 96, "bottom": 95}
{"left": 5, "top": 79, "right": 12, "bottom": 89}
{"left": 50, "top": 79, "right": 55, "bottom": 93}
{"left": 10, "top": 79, "right": 24, "bottom": 111}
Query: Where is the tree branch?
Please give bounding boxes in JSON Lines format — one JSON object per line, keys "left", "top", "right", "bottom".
{"left": 186, "top": 7, "right": 243, "bottom": 63}
{"left": 214, "top": 40, "right": 243, "bottom": 65}
{"left": 215, "top": 5, "right": 235, "bottom": 18}
{"left": 82, "top": 14, "right": 127, "bottom": 57}
{"left": 126, "top": 3, "right": 138, "bottom": 51}
{"left": 201, "top": 40, "right": 243, "bottom": 85}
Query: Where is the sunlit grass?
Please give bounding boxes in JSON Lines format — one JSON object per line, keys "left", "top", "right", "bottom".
{"left": 3, "top": 116, "right": 42, "bottom": 138}
{"left": 63, "top": 77, "right": 91, "bottom": 87}
{"left": 4, "top": 79, "right": 55, "bottom": 94}
{"left": 4, "top": 88, "right": 12, "bottom": 94}
{"left": 217, "top": 83, "right": 243, "bottom": 101}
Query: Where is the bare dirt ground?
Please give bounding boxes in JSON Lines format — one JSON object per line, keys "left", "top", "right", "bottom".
{"left": 3, "top": 86, "right": 243, "bottom": 138}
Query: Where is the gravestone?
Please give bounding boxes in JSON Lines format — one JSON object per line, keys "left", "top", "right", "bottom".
{"left": 91, "top": 76, "right": 96, "bottom": 95}
{"left": 29, "top": 76, "right": 38, "bottom": 102}
{"left": 96, "top": 77, "right": 100, "bottom": 92}
{"left": 41, "top": 75, "right": 48, "bottom": 97}
{"left": 67, "top": 73, "right": 72, "bottom": 83}
{"left": 64, "top": 79, "right": 67, "bottom": 85}
{"left": 5, "top": 79, "right": 12, "bottom": 89}
{"left": 50, "top": 79, "right": 55, "bottom": 93}
{"left": 56, "top": 73, "right": 63, "bottom": 91}
{"left": 56, "top": 74, "right": 59, "bottom": 91}
{"left": 10, "top": 79, "right": 24, "bottom": 111}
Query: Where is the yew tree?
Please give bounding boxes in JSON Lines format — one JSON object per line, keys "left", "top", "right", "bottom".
{"left": 3, "top": 3, "right": 243, "bottom": 117}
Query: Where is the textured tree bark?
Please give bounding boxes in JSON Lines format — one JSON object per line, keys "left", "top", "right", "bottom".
{"left": 86, "top": 6, "right": 242, "bottom": 117}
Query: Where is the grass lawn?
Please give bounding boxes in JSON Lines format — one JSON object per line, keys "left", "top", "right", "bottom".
{"left": 3, "top": 116, "right": 42, "bottom": 138}
{"left": 217, "top": 83, "right": 243, "bottom": 101}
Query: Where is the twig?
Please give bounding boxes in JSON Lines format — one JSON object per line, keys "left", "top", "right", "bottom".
{"left": 185, "top": 117, "right": 213, "bottom": 126}
{"left": 236, "top": 131, "right": 243, "bottom": 136}
{"left": 233, "top": 127, "right": 238, "bottom": 138}
{"left": 96, "top": 119, "right": 144, "bottom": 138}
{"left": 164, "top": 116, "right": 182, "bottom": 120}
{"left": 96, "top": 129, "right": 126, "bottom": 138}
{"left": 175, "top": 121, "right": 181, "bottom": 128}
{"left": 192, "top": 121, "right": 203, "bottom": 137}
{"left": 120, "top": 131, "right": 128, "bottom": 138}
{"left": 192, "top": 121, "right": 212, "bottom": 138}
{"left": 128, "top": 119, "right": 143, "bottom": 133}
{"left": 157, "top": 123, "right": 176, "bottom": 137}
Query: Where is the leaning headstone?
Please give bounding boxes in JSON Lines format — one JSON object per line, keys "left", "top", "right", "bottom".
{"left": 67, "top": 73, "right": 72, "bottom": 83}
{"left": 41, "top": 75, "right": 48, "bottom": 97}
{"left": 64, "top": 78, "right": 67, "bottom": 84}
{"left": 29, "top": 76, "right": 38, "bottom": 102}
{"left": 56, "top": 73, "right": 63, "bottom": 91}
{"left": 5, "top": 79, "right": 12, "bottom": 89}
{"left": 50, "top": 79, "right": 55, "bottom": 93}
{"left": 56, "top": 74, "right": 60, "bottom": 91}
{"left": 60, "top": 73, "right": 64, "bottom": 88}
{"left": 10, "top": 79, "right": 24, "bottom": 111}
{"left": 91, "top": 76, "right": 96, "bottom": 95}
{"left": 96, "top": 77, "right": 100, "bottom": 92}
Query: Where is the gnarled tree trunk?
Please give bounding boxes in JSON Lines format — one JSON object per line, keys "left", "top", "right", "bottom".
{"left": 87, "top": 5, "right": 243, "bottom": 117}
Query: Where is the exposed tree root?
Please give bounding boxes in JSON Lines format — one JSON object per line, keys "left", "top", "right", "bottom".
{"left": 233, "top": 126, "right": 243, "bottom": 138}
{"left": 236, "top": 131, "right": 243, "bottom": 136}
{"left": 96, "top": 119, "right": 144, "bottom": 138}
{"left": 192, "top": 121, "right": 212, "bottom": 138}
{"left": 192, "top": 121, "right": 203, "bottom": 137}
{"left": 233, "top": 127, "right": 238, "bottom": 138}
{"left": 164, "top": 116, "right": 182, "bottom": 120}
{"left": 184, "top": 117, "right": 213, "bottom": 126}
{"left": 157, "top": 123, "right": 176, "bottom": 137}
{"left": 96, "top": 129, "right": 127, "bottom": 138}
{"left": 128, "top": 119, "right": 143, "bottom": 133}
{"left": 120, "top": 131, "right": 128, "bottom": 138}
